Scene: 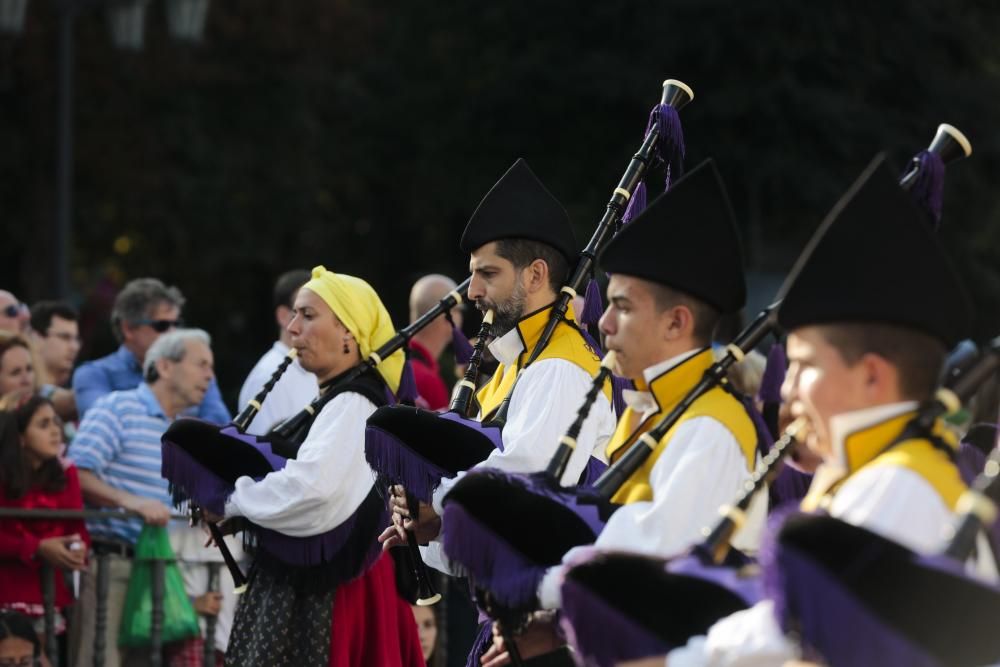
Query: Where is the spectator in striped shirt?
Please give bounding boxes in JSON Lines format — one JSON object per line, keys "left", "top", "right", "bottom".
{"left": 67, "top": 329, "right": 215, "bottom": 667}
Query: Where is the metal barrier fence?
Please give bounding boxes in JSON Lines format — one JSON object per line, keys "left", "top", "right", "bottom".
{"left": 0, "top": 507, "right": 225, "bottom": 667}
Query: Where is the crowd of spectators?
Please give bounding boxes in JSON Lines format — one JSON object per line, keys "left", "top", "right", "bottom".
{"left": 0, "top": 271, "right": 464, "bottom": 666}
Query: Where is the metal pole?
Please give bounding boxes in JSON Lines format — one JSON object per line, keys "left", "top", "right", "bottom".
{"left": 54, "top": 2, "right": 75, "bottom": 299}
{"left": 41, "top": 562, "right": 59, "bottom": 667}
{"left": 150, "top": 559, "right": 165, "bottom": 667}
{"left": 203, "top": 563, "right": 220, "bottom": 667}
{"left": 94, "top": 552, "right": 110, "bottom": 667}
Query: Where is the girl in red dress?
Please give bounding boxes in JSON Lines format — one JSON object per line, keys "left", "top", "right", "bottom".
{"left": 0, "top": 395, "right": 90, "bottom": 653}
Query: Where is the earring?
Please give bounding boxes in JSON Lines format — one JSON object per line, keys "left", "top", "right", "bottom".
{"left": 343, "top": 338, "right": 351, "bottom": 355}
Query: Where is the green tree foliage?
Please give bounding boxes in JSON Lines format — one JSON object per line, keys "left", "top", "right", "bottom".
{"left": 1, "top": 0, "right": 998, "bottom": 402}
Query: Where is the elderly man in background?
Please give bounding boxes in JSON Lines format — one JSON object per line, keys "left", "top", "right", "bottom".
{"left": 237, "top": 269, "right": 318, "bottom": 434}
{"left": 0, "top": 290, "right": 30, "bottom": 334}
{"left": 407, "top": 274, "right": 463, "bottom": 411}
{"left": 68, "top": 329, "right": 235, "bottom": 667}
{"left": 72, "top": 277, "right": 230, "bottom": 423}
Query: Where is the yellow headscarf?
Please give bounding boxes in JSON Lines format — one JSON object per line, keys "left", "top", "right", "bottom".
{"left": 301, "top": 266, "right": 404, "bottom": 393}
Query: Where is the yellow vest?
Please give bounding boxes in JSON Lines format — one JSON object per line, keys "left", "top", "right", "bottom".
{"left": 606, "top": 349, "right": 759, "bottom": 505}
{"left": 800, "top": 411, "right": 966, "bottom": 512}
{"left": 475, "top": 303, "right": 610, "bottom": 420}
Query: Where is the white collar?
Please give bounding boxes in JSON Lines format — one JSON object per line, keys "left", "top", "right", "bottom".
{"left": 827, "top": 400, "right": 919, "bottom": 470}
{"left": 622, "top": 348, "right": 702, "bottom": 414}
{"left": 487, "top": 326, "right": 525, "bottom": 367}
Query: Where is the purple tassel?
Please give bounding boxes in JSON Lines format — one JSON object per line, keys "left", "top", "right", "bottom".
{"left": 651, "top": 104, "right": 686, "bottom": 188}
{"left": 581, "top": 277, "right": 605, "bottom": 326}
{"left": 621, "top": 179, "right": 648, "bottom": 227}
{"left": 905, "top": 150, "right": 945, "bottom": 228}
{"left": 451, "top": 322, "right": 475, "bottom": 365}
{"left": 758, "top": 343, "right": 787, "bottom": 406}
{"left": 396, "top": 359, "right": 418, "bottom": 404}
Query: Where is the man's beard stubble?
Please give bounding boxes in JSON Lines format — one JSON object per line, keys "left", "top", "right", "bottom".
{"left": 482, "top": 279, "right": 527, "bottom": 338}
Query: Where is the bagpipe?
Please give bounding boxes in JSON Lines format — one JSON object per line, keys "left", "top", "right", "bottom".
{"left": 557, "top": 337, "right": 1000, "bottom": 667}
{"left": 363, "top": 78, "right": 694, "bottom": 507}
{"left": 589, "top": 121, "right": 973, "bottom": 504}
{"left": 436, "top": 124, "right": 977, "bottom": 660}
{"left": 160, "top": 280, "right": 469, "bottom": 598}
{"left": 439, "top": 304, "right": 779, "bottom": 615}
{"left": 767, "top": 399, "right": 1000, "bottom": 667}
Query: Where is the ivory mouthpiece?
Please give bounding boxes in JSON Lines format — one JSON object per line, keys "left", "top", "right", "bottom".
{"left": 936, "top": 123, "right": 972, "bottom": 158}
{"left": 601, "top": 350, "right": 618, "bottom": 370}
{"left": 482, "top": 309, "right": 495, "bottom": 325}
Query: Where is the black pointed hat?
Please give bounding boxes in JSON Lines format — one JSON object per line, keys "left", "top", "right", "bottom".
{"left": 459, "top": 158, "right": 577, "bottom": 263}
{"left": 599, "top": 159, "right": 747, "bottom": 314}
{"left": 777, "top": 154, "right": 972, "bottom": 346}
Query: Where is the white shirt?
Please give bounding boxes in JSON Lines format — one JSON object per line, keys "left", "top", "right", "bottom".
{"left": 169, "top": 523, "right": 247, "bottom": 652}
{"left": 537, "top": 352, "right": 766, "bottom": 608}
{"left": 237, "top": 341, "right": 319, "bottom": 435}
{"left": 224, "top": 391, "right": 377, "bottom": 536}
{"left": 421, "top": 324, "right": 616, "bottom": 573}
{"left": 667, "top": 401, "right": 997, "bottom": 667}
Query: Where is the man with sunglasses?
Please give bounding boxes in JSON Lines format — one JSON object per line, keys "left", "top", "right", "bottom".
{"left": 0, "top": 290, "right": 29, "bottom": 335}
{"left": 71, "top": 277, "right": 231, "bottom": 422}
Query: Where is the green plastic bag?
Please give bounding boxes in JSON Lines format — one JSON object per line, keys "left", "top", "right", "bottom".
{"left": 118, "top": 525, "right": 201, "bottom": 647}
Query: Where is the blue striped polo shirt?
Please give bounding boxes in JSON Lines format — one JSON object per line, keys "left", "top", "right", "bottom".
{"left": 68, "top": 384, "right": 173, "bottom": 545}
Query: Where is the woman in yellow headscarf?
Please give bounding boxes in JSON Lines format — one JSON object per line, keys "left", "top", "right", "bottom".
{"left": 221, "top": 267, "right": 425, "bottom": 667}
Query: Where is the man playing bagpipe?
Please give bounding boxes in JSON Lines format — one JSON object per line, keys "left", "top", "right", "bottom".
{"left": 617, "top": 154, "right": 998, "bottom": 666}
{"left": 205, "top": 268, "right": 424, "bottom": 667}
{"left": 478, "top": 159, "right": 771, "bottom": 664}
{"left": 381, "top": 158, "right": 617, "bottom": 560}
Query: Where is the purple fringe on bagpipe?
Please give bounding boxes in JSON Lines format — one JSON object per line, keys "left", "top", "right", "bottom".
{"left": 161, "top": 424, "right": 288, "bottom": 516}
{"left": 364, "top": 410, "right": 503, "bottom": 504}
{"left": 363, "top": 424, "right": 456, "bottom": 504}
{"left": 441, "top": 502, "right": 556, "bottom": 611}
{"left": 441, "top": 468, "right": 605, "bottom": 609}
{"left": 161, "top": 441, "right": 234, "bottom": 516}
{"left": 907, "top": 150, "right": 946, "bottom": 228}
{"left": 764, "top": 538, "right": 942, "bottom": 667}
{"left": 560, "top": 576, "right": 672, "bottom": 667}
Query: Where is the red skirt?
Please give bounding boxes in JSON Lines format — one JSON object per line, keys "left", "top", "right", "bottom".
{"left": 329, "top": 552, "right": 426, "bottom": 667}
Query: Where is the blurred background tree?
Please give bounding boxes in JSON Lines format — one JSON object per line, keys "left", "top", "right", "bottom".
{"left": 2, "top": 0, "right": 998, "bottom": 406}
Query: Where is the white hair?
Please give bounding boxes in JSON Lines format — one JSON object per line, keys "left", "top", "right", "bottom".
{"left": 143, "top": 328, "right": 211, "bottom": 382}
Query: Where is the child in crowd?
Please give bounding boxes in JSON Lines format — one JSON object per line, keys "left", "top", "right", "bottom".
{"left": 0, "top": 396, "right": 89, "bottom": 661}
